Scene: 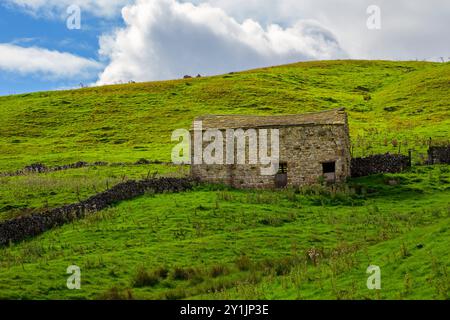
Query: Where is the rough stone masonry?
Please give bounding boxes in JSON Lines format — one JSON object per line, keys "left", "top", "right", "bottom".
{"left": 190, "top": 108, "right": 351, "bottom": 189}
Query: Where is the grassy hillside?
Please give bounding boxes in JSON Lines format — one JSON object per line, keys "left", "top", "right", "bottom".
{"left": 0, "top": 164, "right": 188, "bottom": 221}
{"left": 1, "top": 60, "right": 449, "bottom": 171}
{"left": 0, "top": 60, "right": 449, "bottom": 300}
{"left": 0, "top": 166, "right": 448, "bottom": 299}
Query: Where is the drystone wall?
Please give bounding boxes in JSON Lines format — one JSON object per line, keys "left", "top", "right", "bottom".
{"left": 351, "top": 154, "right": 410, "bottom": 178}
{"left": 0, "top": 161, "right": 105, "bottom": 177}
{"left": 0, "top": 159, "right": 173, "bottom": 177}
{"left": 428, "top": 145, "right": 450, "bottom": 164}
{"left": 0, "top": 177, "right": 195, "bottom": 246}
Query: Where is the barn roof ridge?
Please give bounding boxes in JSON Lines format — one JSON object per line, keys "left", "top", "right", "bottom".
{"left": 192, "top": 107, "right": 347, "bottom": 130}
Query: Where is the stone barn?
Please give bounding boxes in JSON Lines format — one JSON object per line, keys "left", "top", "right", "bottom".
{"left": 190, "top": 108, "right": 351, "bottom": 189}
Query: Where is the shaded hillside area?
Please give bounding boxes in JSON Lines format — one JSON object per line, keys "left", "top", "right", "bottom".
{"left": 1, "top": 60, "right": 449, "bottom": 171}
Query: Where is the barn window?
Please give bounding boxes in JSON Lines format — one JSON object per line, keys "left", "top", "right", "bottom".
{"left": 322, "top": 161, "right": 336, "bottom": 183}
{"left": 322, "top": 162, "right": 335, "bottom": 174}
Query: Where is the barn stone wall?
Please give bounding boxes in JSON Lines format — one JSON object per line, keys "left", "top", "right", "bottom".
{"left": 191, "top": 123, "right": 351, "bottom": 189}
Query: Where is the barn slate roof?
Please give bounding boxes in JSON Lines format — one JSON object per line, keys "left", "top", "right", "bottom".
{"left": 192, "top": 108, "right": 347, "bottom": 130}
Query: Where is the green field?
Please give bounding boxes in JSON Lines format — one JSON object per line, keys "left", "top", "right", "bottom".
{"left": 0, "top": 163, "right": 188, "bottom": 221}
{"left": 0, "top": 60, "right": 449, "bottom": 300}
{"left": 0, "top": 166, "right": 449, "bottom": 299}
{"left": 1, "top": 60, "right": 449, "bottom": 171}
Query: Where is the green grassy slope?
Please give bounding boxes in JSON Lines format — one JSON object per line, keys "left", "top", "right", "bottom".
{"left": 0, "top": 164, "right": 188, "bottom": 221}
{"left": 0, "top": 166, "right": 448, "bottom": 299}
{"left": 1, "top": 60, "right": 449, "bottom": 171}
{"left": 0, "top": 60, "right": 449, "bottom": 300}
{"left": 203, "top": 219, "right": 450, "bottom": 300}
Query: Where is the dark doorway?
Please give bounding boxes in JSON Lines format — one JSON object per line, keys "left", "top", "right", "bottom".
{"left": 322, "top": 161, "right": 336, "bottom": 183}
{"left": 275, "top": 162, "right": 288, "bottom": 188}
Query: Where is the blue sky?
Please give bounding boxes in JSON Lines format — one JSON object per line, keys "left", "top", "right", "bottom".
{"left": 0, "top": 0, "right": 449, "bottom": 96}
{"left": 0, "top": 3, "right": 123, "bottom": 95}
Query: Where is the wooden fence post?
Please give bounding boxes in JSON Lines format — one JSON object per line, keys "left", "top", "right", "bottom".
{"left": 408, "top": 149, "right": 412, "bottom": 167}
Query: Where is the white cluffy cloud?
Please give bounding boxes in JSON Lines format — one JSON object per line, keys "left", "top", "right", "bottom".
{"left": 0, "top": 44, "right": 102, "bottom": 79}
{"left": 4, "top": 0, "right": 133, "bottom": 18}
{"left": 198, "top": 0, "right": 450, "bottom": 61}
{"left": 96, "top": 0, "right": 345, "bottom": 84}
{"left": 5, "top": 0, "right": 450, "bottom": 64}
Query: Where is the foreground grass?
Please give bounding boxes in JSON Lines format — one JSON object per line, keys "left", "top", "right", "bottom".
{"left": 0, "top": 165, "right": 448, "bottom": 299}
{"left": 1, "top": 60, "right": 449, "bottom": 171}
{"left": 201, "top": 221, "right": 449, "bottom": 300}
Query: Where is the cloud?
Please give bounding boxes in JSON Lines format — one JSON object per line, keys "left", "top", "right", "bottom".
{"left": 4, "top": 0, "right": 133, "bottom": 18}
{"left": 0, "top": 44, "right": 102, "bottom": 79}
{"left": 96, "top": 0, "right": 345, "bottom": 84}
{"left": 7, "top": 0, "right": 447, "bottom": 91}
{"left": 195, "top": 0, "right": 450, "bottom": 61}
